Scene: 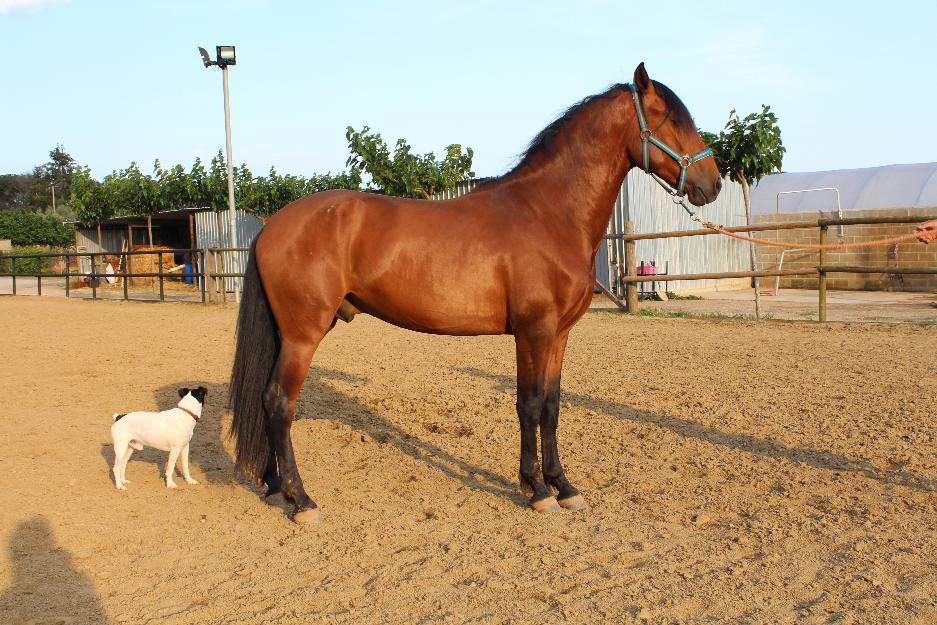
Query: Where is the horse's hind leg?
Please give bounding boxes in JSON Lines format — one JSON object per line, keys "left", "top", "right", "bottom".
{"left": 263, "top": 325, "right": 332, "bottom": 524}
{"left": 260, "top": 447, "right": 282, "bottom": 504}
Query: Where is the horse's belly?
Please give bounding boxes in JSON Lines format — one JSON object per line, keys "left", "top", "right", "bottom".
{"left": 349, "top": 285, "right": 508, "bottom": 336}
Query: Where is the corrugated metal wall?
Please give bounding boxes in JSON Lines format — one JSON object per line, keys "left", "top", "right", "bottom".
{"left": 435, "top": 172, "right": 750, "bottom": 292}
{"left": 75, "top": 228, "right": 126, "bottom": 254}
{"left": 604, "top": 171, "right": 751, "bottom": 292}
{"left": 194, "top": 209, "right": 263, "bottom": 291}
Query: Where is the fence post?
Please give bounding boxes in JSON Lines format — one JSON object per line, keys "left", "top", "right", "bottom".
{"left": 64, "top": 252, "right": 70, "bottom": 298}
{"left": 37, "top": 254, "right": 42, "bottom": 296}
{"left": 158, "top": 251, "right": 165, "bottom": 301}
{"left": 624, "top": 222, "right": 639, "bottom": 313}
{"left": 122, "top": 251, "right": 129, "bottom": 300}
{"left": 200, "top": 249, "right": 207, "bottom": 304}
{"left": 818, "top": 225, "right": 828, "bottom": 322}
{"left": 90, "top": 254, "right": 98, "bottom": 300}
{"left": 11, "top": 257, "right": 16, "bottom": 295}
{"left": 219, "top": 250, "right": 227, "bottom": 305}
{"left": 209, "top": 249, "right": 218, "bottom": 304}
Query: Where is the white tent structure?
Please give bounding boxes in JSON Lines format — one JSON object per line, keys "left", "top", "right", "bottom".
{"left": 750, "top": 162, "right": 937, "bottom": 215}
{"left": 748, "top": 163, "right": 937, "bottom": 293}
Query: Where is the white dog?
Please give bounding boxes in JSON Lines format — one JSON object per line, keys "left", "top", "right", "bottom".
{"left": 111, "top": 386, "right": 207, "bottom": 490}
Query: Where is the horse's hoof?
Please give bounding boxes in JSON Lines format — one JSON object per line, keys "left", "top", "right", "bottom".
{"left": 557, "top": 494, "right": 588, "bottom": 511}
{"left": 264, "top": 492, "right": 286, "bottom": 507}
{"left": 531, "top": 496, "right": 561, "bottom": 513}
{"left": 293, "top": 507, "right": 323, "bottom": 525}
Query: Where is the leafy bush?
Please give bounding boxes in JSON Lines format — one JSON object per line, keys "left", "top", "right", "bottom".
{"left": 0, "top": 246, "right": 65, "bottom": 275}
{"left": 0, "top": 210, "right": 74, "bottom": 246}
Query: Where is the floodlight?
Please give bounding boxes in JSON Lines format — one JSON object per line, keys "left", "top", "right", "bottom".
{"left": 198, "top": 46, "right": 212, "bottom": 67}
{"left": 216, "top": 45, "right": 236, "bottom": 66}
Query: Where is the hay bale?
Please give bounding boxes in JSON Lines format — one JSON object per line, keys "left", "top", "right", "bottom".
{"left": 127, "top": 245, "right": 178, "bottom": 285}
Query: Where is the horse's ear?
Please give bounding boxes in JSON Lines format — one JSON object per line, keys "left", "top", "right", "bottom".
{"left": 634, "top": 62, "right": 653, "bottom": 93}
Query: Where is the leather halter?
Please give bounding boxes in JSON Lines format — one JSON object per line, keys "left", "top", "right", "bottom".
{"left": 179, "top": 406, "right": 200, "bottom": 423}
{"left": 627, "top": 83, "right": 713, "bottom": 200}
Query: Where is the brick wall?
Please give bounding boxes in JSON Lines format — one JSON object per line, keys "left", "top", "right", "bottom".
{"left": 753, "top": 207, "right": 937, "bottom": 291}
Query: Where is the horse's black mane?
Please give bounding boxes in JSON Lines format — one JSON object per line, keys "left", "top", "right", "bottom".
{"left": 502, "top": 80, "right": 695, "bottom": 177}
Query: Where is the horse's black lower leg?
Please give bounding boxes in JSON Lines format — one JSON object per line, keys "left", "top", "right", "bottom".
{"left": 517, "top": 385, "right": 560, "bottom": 511}
{"left": 540, "top": 377, "right": 584, "bottom": 509}
{"left": 261, "top": 447, "right": 280, "bottom": 498}
{"left": 263, "top": 379, "right": 320, "bottom": 523}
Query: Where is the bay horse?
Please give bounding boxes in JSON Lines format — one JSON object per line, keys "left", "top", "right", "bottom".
{"left": 229, "top": 63, "right": 722, "bottom": 524}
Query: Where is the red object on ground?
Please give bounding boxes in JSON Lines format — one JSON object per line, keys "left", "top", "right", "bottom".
{"left": 637, "top": 262, "right": 657, "bottom": 276}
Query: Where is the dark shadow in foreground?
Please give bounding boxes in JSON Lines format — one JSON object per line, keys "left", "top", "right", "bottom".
{"left": 0, "top": 517, "right": 109, "bottom": 625}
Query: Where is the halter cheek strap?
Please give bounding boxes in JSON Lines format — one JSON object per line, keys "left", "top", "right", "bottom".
{"left": 627, "top": 83, "right": 713, "bottom": 199}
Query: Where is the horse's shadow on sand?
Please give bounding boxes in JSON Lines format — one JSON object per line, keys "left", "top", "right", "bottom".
{"left": 101, "top": 366, "right": 935, "bottom": 503}
{"left": 456, "top": 366, "right": 937, "bottom": 495}
{"left": 295, "top": 367, "right": 520, "bottom": 502}
{"left": 99, "top": 371, "right": 520, "bottom": 504}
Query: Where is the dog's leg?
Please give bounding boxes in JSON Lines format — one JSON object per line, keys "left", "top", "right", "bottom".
{"left": 113, "top": 441, "right": 130, "bottom": 490}
{"left": 180, "top": 444, "right": 198, "bottom": 485}
{"left": 119, "top": 445, "right": 133, "bottom": 485}
{"left": 165, "top": 447, "right": 181, "bottom": 488}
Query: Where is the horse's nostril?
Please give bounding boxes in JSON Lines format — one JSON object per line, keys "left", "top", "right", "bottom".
{"left": 715, "top": 178, "right": 723, "bottom": 193}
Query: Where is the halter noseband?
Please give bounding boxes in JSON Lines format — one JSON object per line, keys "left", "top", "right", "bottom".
{"left": 627, "top": 83, "right": 713, "bottom": 200}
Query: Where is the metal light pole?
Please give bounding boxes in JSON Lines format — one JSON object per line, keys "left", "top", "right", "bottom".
{"left": 199, "top": 45, "right": 241, "bottom": 302}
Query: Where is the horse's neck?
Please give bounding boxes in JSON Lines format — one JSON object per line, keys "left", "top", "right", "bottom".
{"left": 498, "top": 91, "right": 636, "bottom": 250}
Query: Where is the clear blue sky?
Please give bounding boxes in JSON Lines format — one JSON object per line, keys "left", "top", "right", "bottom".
{"left": 2, "top": 0, "right": 935, "bottom": 181}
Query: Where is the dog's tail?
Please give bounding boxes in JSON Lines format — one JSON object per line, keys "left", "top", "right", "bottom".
{"left": 113, "top": 413, "right": 126, "bottom": 421}
{"left": 228, "top": 237, "right": 278, "bottom": 483}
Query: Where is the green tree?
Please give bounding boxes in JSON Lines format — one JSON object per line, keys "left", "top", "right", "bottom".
{"left": 239, "top": 166, "right": 362, "bottom": 223}
{"left": 701, "top": 105, "right": 784, "bottom": 217}
{"left": 110, "top": 162, "right": 161, "bottom": 247}
{"left": 155, "top": 162, "right": 191, "bottom": 211}
{"left": 345, "top": 126, "right": 473, "bottom": 198}
{"left": 23, "top": 145, "right": 77, "bottom": 215}
{"left": 70, "top": 166, "right": 114, "bottom": 247}
{"left": 0, "top": 174, "right": 32, "bottom": 211}
{"left": 702, "top": 105, "right": 785, "bottom": 318}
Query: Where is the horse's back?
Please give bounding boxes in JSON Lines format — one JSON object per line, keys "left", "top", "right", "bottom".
{"left": 256, "top": 190, "right": 517, "bottom": 335}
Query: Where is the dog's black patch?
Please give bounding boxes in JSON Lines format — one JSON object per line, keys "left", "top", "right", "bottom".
{"left": 114, "top": 413, "right": 126, "bottom": 421}
{"left": 177, "top": 387, "right": 190, "bottom": 399}
{"left": 191, "top": 386, "right": 208, "bottom": 405}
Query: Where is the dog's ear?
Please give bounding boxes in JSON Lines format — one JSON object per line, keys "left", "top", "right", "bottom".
{"left": 177, "top": 387, "right": 190, "bottom": 399}
{"left": 190, "top": 386, "right": 208, "bottom": 404}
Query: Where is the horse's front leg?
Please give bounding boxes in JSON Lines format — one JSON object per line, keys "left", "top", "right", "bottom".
{"left": 515, "top": 327, "right": 561, "bottom": 512}
{"left": 540, "top": 332, "right": 587, "bottom": 510}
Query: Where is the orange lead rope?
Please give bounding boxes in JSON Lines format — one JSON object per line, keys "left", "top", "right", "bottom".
{"left": 700, "top": 222, "right": 923, "bottom": 250}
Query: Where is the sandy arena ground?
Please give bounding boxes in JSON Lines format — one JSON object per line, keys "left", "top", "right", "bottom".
{"left": 1, "top": 296, "right": 936, "bottom": 624}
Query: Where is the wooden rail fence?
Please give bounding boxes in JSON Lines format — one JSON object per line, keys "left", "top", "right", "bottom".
{"left": 600, "top": 214, "right": 937, "bottom": 321}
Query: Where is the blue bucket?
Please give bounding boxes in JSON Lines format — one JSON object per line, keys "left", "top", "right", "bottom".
{"left": 183, "top": 263, "right": 193, "bottom": 284}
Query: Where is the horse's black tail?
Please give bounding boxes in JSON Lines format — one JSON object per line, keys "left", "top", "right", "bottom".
{"left": 229, "top": 238, "right": 278, "bottom": 482}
